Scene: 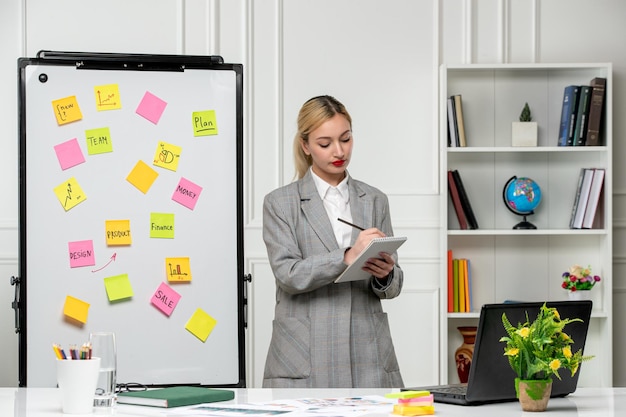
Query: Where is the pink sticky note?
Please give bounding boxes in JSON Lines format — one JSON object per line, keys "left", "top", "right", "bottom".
{"left": 68, "top": 240, "right": 96, "bottom": 268}
{"left": 136, "top": 91, "right": 167, "bottom": 124}
{"left": 151, "top": 282, "right": 181, "bottom": 316}
{"left": 54, "top": 138, "right": 86, "bottom": 170}
{"left": 172, "top": 177, "right": 203, "bottom": 210}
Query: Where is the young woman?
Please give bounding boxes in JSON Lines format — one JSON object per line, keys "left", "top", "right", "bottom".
{"left": 261, "top": 95, "right": 404, "bottom": 388}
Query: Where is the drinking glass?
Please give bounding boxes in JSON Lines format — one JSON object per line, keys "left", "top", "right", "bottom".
{"left": 89, "top": 331, "right": 117, "bottom": 409}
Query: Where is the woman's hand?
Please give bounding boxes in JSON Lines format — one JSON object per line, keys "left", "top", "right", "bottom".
{"left": 343, "top": 228, "right": 395, "bottom": 278}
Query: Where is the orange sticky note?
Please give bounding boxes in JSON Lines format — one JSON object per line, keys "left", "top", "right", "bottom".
{"left": 185, "top": 308, "right": 217, "bottom": 342}
{"left": 165, "top": 257, "right": 191, "bottom": 282}
{"left": 52, "top": 96, "right": 83, "bottom": 125}
{"left": 63, "top": 295, "right": 90, "bottom": 323}
{"left": 127, "top": 160, "right": 159, "bottom": 194}
{"left": 105, "top": 219, "right": 132, "bottom": 246}
{"left": 103, "top": 273, "right": 134, "bottom": 301}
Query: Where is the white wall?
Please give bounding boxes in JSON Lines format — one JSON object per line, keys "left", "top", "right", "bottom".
{"left": 1, "top": 0, "right": 625, "bottom": 388}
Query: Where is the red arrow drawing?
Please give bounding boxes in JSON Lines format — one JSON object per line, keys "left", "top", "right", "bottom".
{"left": 91, "top": 253, "right": 117, "bottom": 273}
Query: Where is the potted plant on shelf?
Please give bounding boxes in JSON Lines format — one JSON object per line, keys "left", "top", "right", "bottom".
{"left": 500, "top": 303, "right": 593, "bottom": 412}
{"left": 512, "top": 102, "right": 538, "bottom": 146}
{"left": 562, "top": 264, "right": 601, "bottom": 300}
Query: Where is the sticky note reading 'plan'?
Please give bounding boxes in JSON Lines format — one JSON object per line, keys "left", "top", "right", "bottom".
{"left": 52, "top": 96, "right": 83, "bottom": 125}
{"left": 54, "top": 138, "right": 85, "bottom": 170}
{"left": 68, "top": 240, "right": 95, "bottom": 268}
{"left": 63, "top": 295, "right": 90, "bottom": 324}
{"left": 172, "top": 177, "right": 202, "bottom": 210}
{"left": 104, "top": 274, "right": 134, "bottom": 301}
{"left": 192, "top": 110, "right": 218, "bottom": 136}
{"left": 136, "top": 91, "right": 167, "bottom": 124}
{"left": 126, "top": 160, "right": 159, "bottom": 194}
{"left": 185, "top": 308, "right": 217, "bottom": 342}
{"left": 151, "top": 282, "right": 181, "bottom": 316}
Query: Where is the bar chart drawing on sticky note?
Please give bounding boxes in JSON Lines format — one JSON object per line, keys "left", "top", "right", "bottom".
{"left": 166, "top": 257, "right": 191, "bottom": 282}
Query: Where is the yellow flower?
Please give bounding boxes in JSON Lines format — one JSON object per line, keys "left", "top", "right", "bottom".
{"left": 554, "top": 309, "right": 561, "bottom": 320}
{"left": 563, "top": 347, "right": 572, "bottom": 358}
{"left": 561, "top": 332, "right": 571, "bottom": 342}
{"left": 549, "top": 359, "right": 561, "bottom": 371}
{"left": 505, "top": 348, "right": 519, "bottom": 356}
{"left": 516, "top": 327, "right": 530, "bottom": 338}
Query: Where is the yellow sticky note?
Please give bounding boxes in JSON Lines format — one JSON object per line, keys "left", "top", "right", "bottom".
{"left": 385, "top": 391, "right": 431, "bottom": 399}
{"left": 105, "top": 219, "right": 132, "bottom": 246}
{"left": 126, "top": 160, "right": 159, "bottom": 194}
{"left": 53, "top": 177, "right": 87, "bottom": 211}
{"left": 192, "top": 110, "right": 218, "bottom": 136}
{"left": 85, "top": 127, "right": 113, "bottom": 155}
{"left": 153, "top": 141, "right": 181, "bottom": 171}
{"left": 166, "top": 257, "right": 191, "bottom": 282}
{"left": 52, "top": 96, "right": 83, "bottom": 125}
{"left": 185, "top": 308, "right": 217, "bottom": 342}
{"left": 63, "top": 295, "right": 90, "bottom": 324}
{"left": 94, "top": 84, "right": 122, "bottom": 111}
{"left": 104, "top": 273, "right": 134, "bottom": 301}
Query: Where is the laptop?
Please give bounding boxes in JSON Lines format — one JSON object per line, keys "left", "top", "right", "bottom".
{"left": 404, "top": 300, "right": 593, "bottom": 406}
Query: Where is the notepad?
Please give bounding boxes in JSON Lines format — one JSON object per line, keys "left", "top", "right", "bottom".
{"left": 335, "top": 236, "right": 407, "bottom": 283}
{"left": 116, "top": 386, "right": 235, "bottom": 408}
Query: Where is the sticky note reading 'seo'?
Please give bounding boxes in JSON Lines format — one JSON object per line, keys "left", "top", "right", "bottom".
{"left": 151, "top": 282, "right": 181, "bottom": 316}
{"left": 126, "top": 160, "right": 159, "bottom": 194}
{"left": 53, "top": 177, "right": 87, "bottom": 211}
{"left": 104, "top": 274, "right": 134, "bottom": 301}
{"left": 185, "top": 308, "right": 217, "bottom": 342}
{"left": 63, "top": 295, "right": 90, "bottom": 324}
{"left": 192, "top": 110, "right": 218, "bottom": 136}
{"left": 52, "top": 96, "right": 83, "bottom": 125}
{"left": 105, "top": 219, "right": 132, "bottom": 246}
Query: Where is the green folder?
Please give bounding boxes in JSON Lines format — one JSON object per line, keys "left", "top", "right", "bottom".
{"left": 117, "top": 386, "right": 235, "bottom": 408}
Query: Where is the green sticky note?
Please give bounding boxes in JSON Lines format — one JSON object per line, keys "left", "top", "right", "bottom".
{"left": 192, "top": 110, "right": 218, "bottom": 136}
{"left": 85, "top": 127, "right": 113, "bottom": 155}
{"left": 104, "top": 273, "right": 133, "bottom": 301}
{"left": 185, "top": 308, "right": 217, "bottom": 342}
{"left": 150, "top": 213, "right": 175, "bottom": 239}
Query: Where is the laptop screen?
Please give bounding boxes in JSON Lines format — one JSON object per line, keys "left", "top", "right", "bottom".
{"left": 466, "top": 300, "right": 593, "bottom": 403}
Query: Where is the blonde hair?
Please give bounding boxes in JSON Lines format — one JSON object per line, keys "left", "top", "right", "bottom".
{"left": 293, "top": 95, "right": 352, "bottom": 179}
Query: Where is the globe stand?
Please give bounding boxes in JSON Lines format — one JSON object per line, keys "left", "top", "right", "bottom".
{"left": 513, "top": 213, "right": 537, "bottom": 230}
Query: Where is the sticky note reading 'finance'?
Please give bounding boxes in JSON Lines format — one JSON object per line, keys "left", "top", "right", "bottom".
{"left": 150, "top": 213, "right": 175, "bottom": 239}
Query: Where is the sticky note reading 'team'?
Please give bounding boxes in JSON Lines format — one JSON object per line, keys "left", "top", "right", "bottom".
{"left": 63, "top": 295, "right": 90, "bottom": 324}
{"left": 85, "top": 127, "right": 113, "bottom": 155}
{"left": 192, "top": 110, "right": 218, "bottom": 136}
{"left": 166, "top": 257, "right": 191, "bottom": 282}
{"left": 171, "top": 177, "right": 202, "bottom": 210}
{"left": 53, "top": 177, "right": 87, "bottom": 211}
{"left": 94, "top": 84, "right": 122, "bottom": 111}
{"left": 52, "top": 96, "right": 83, "bottom": 125}
{"left": 126, "top": 160, "right": 159, "bottom": 194}
{"left": 105, "top": 219, "right": 132, "bottom": 246}
{"left": 54, "top": 138, "right": 85, "bottom": 170}
{"left": 153, "top": 141, "right": 181, "bottom": 171}
{"left": 150, "top": 212, "right": 175, "bottom": 239}
{"left": 151, "top": 282, "right": 181, "bottom": 316}
{"left": 68, "top": 240, "right": 95, "bottom": 268}
{"left": 136, "top": 91, "right": 167, "bottom": 124}
{"left": 185, "top": 308, "right": 217, "bottom": 342}
{"left": 104, "top": 274, "right": 134, "bottom": 301}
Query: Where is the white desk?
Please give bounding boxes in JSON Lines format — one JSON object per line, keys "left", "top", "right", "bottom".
{"left": 2, "top": 387, "right": 626, "bottom": 416}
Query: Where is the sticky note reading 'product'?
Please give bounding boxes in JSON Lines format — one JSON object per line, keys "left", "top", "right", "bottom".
{"left": 150, "top": 213, "right": 175, "bottom": 239}
{"left": 85, "top": 127, "right": 113, "bottom": 155}
{"left": 105, "top": 219, "right": 132, "bottom": 246}
{"left": 68, "top": 240, "right": 95, "bottom": 268}
{"left": 94, "top": 84, "right": 122, "bottom": 111}
{"left": 171, "top": 177, "right": 202, "bottom": 210}
{"left": 151, "top": 282, "right": 181, "bottom": 316}
{"left": 54, "top": 138, "right": 85, "bottom": 170}
{"left": 136, "top": 91, "right": 167, "bottom": 124}
{"left": 52, "top": 96, "right": 83, "bottom": 125}
{"left": 63, "top": 295, "right": 90, "bottom": 324}
{"left": 104, "top": 274, "right": 134, "bottom": 301}
{"left": 153, "top": 141, "right": 181, "bottom": 171}
{"left": 126, "top": 160, "right": 159, "bottom": 194}
{"left": 192, "top": 110, "right": 218, "bottom": 136}
{"left": 166, "top": 257, "right": 191, "bottom": 282}
{"left": 185, "top": 308, "right": 217, "bottom": 342}
{"left": 53, "top": 177, "right": 87, "bottom": 211}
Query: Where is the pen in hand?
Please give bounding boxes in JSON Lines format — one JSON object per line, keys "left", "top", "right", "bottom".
{"left": 337, "top": 218, "right": 365, "bottom": 231}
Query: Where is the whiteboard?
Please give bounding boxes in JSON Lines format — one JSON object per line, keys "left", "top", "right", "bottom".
{"left": 17, "top": 52, "right": 245, "bottom": 387}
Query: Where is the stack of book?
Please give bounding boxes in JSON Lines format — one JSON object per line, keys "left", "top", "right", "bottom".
{"left": 569, "top": 168, "right": 605, "bottom": 229}
{"left": 447, "top": 94, "right": 467, "bottom": 147}
{"left": 447, "top": 250, "right": 472, "bottom": 313}
{"left": 447, "top": 170, "right": 478, "bottom": 230}
{"left": 557, "top": 77, "right": 606, "bottom": 146}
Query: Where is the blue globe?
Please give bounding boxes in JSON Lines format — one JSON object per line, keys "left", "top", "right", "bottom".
{"left": 503, "top": 176, "right": 542, "bottom": 229}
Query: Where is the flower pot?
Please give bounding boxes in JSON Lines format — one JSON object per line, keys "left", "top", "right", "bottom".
{"left": 454, "top": 326, "right": 477, "bottom": 383}
{"left": 515, "top": 378, "right": 552, "bottom": 412}
{"left": 568, "top": 290, "right": 591, "bottom": 301}
{"left": 512, "top": 121, "right": 538, "bottom": 146}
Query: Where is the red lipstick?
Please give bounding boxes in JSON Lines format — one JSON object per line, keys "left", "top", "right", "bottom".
{"left": 332, "top": 160, "right": 345, "bottom": 167}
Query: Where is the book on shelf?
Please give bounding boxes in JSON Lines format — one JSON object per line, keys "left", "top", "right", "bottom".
{"left": 116, "top": 386, "right": 235, "bottom": 408}
{"left": 458, "top": 258, "right": 466, "bottom": 312}
{"left": 451, "top": 170, "right": 479, "bottom": 229}
{"left": 586, "top": 77, "right": 607, "bottom": 146}
{"left": 447, "top": 250, "right": 454, "bottom": 312}
{"left": 453, "top": 95, "right": 467, "bottom": 147}
{"left": 447, "top": 170, "right": 468, "bottom": 230}
{"left": 452, "top": 258, "right": 459, "bottom": 312}
{"left": 465, "top": 258, "right": 472, "bottom": 312}
{"left": 570, "top": 168, "right": 595, "bottom": 229}
{"left": 558, "top": 85, "right": 580, "bottom": 146}
{"left": 573, "top": 85, "right": 593, "bottom": 146}
{"left": 447, "top": 97, "right": 459, "bottom": 147}
{"left": 448, "top": 256, "right": 472, "bottom": 313}
{"left": 582, "top": 168, "right": 605, "bottom": 229}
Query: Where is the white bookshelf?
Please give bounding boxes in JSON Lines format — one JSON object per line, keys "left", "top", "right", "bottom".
{"left": 439, "top": 63, "right": 613, "bottom": 387}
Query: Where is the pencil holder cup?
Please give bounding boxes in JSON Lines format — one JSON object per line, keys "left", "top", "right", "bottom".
{"left": 56, "top": 357, "right": 101, "bottom": 414}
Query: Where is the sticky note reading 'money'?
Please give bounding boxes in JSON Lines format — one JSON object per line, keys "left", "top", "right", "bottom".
{"left": 172, "top": 177, "right": 203, "bottom": 210}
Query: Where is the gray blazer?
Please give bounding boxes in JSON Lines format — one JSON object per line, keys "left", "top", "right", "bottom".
{"left": 262, "top": 170, "right": 404, "bottom": 388}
